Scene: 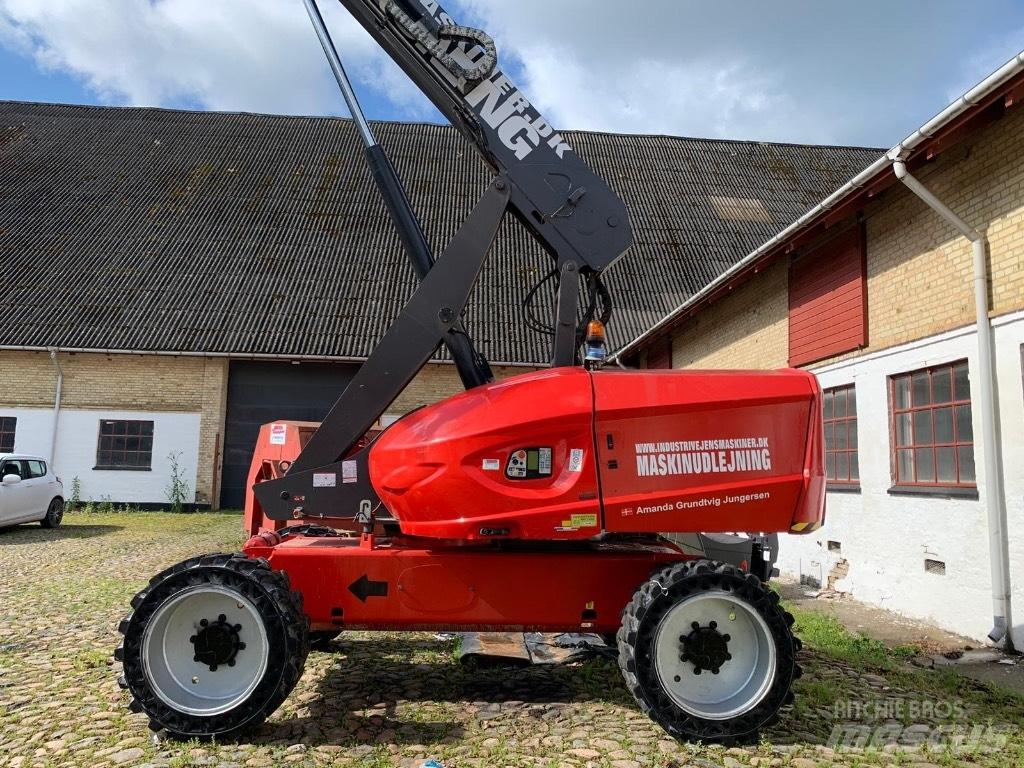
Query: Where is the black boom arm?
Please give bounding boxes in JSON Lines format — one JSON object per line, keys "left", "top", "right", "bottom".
{"left": 336, "top": 0, "right": 634, "bottom": 275}
{"left": 252, "top": 0, "right": 634, "bottom": 522}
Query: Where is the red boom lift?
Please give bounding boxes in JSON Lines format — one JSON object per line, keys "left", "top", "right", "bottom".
{"left": 116, "top": 0, "right": 826, "bottom": 744}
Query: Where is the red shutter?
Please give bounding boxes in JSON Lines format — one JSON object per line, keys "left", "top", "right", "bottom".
{"left": 646, "top": 337, "right": 673, "bottom": 369}
{"left": 789, "top": 224, "right": 867, "bottom": 367}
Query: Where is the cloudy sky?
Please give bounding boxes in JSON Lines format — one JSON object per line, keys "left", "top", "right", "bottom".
{"left": 2, "top": 0, "right": 1022, "bottom": 148}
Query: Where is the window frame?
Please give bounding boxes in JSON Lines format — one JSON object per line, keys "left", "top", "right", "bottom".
{"left": 823, "top": 384, "right": 860, "bottom": 490}
{"left": 26, "top": 460, "right": 46, "bottom": 479}
{"left": 0, "top": 416, "right": 16, "bottom": 453}
{"left": 888, "top": 360, "right": 975, "bottom": 493}
{"left": 1, "top": 459, "right": 24, "bottom": 478}
{"left": 94, "top": 419, "right": 155, "bottom": 471}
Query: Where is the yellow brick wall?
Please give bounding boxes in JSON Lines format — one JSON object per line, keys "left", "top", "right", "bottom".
{"left": 0, "top": 350, "right": 228, "bottom": 506}
{"left": 668, "top": 260, "right": 789, "bottom": 370}
{"left": 660, "top": 101, "right": 1024, "bottom": 370}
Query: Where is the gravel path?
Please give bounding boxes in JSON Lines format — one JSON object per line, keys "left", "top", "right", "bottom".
{"left": 1, "top": 512, "right": 1021, "bottom": 767}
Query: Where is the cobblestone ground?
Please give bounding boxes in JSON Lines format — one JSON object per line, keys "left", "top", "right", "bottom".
{"left": 1, "top": 512, "right": 1022, "bottom": 768}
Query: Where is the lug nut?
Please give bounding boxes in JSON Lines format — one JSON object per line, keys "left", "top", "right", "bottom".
{"left": 693, "top": 667, "right": 702, "bottom": 675}
{"left": 691, "top": 621, "right": 700, "bottom": 630}
{"left": 709, "top": 621, "right": 717, "bottom": 629}
{"left": 723, "top": 634, "right": 731, "bottom": 642}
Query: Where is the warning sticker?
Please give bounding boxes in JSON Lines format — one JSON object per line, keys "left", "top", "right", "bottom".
{"left": 269, "top": 423, "right": 286, "bottom": 445}
{"left": 482, "top": 458, "right": 501, "bottom": 471}
{"left": 538, "top": 447, "right": 552, "bottom": 474}
{"left": 558, "top": 512, "right": 599, "bottom": 531}
{"left": 342, "top": 460, "right": 358, "bottom": 484}
{"left": 312, "top": 472, "right": 336, "bottom": 488}
{"left": 568, "top": 448, "right": 585, "bottom": 472}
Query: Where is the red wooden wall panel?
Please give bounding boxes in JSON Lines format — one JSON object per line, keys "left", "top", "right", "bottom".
{"left": 788, "top": 224, "right": 867, "bottom": 367}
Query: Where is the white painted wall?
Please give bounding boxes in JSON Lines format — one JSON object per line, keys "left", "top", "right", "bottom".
{"left": 0, "top": 407, "right": 201, "bottom": 505}
{"left": 776, "top": 311, "right": 1024, "bottom": 649}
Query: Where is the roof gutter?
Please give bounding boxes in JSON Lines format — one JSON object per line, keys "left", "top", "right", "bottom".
{"left": 48, "top": 348, "right": 63, "bottom": 466}
{"left": 613, "top": 49, "right": 1024, "bottom": 361}
{"left": 891, "top": 157, "right": 1013, "bottom": 651}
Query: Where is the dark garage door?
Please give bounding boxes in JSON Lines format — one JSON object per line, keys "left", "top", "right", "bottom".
{"left": 220, "top": 360, "right": 358, "bottom": 509}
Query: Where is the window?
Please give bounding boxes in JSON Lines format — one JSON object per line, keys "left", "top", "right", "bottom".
{"left": 95, "top": 420, "right": 154, "bottom": 470}
{"left": 824, "top": 384, "right": 858, "bottom": 486}
{"left": 0, "top": 416, "right": 15, "bottom": 453}
{"left": 26, "top": 460, "right": 46, "bottom": 478}
{"left": 890, "top": 361, "right": 974, "bottom": 489}
{"left": 1, "top": 459, "right": 23, "bottom": 478}
{"left": 789, "top": 224, "right": 868, "bottom": 367}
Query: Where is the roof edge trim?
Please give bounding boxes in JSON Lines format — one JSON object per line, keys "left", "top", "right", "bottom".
{"left": 613, "top": 49, "right": 1024, "bottom": 361}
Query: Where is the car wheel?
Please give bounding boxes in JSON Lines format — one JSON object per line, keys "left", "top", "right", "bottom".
{"left": 41, "top": 497, "right": 64, "bottom": 528}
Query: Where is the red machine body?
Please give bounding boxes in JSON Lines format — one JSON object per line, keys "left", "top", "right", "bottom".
{"left": 243, "top": 531, "right": 684, "bottom": 633}
{"left": 240, "top": 365, "right": 824, "bottom": 633}
{"left": 243, "top": 421, "right": 381, "bottom": 537}
{"left": 368, "top": 366, "right": 825, "bottom": 540}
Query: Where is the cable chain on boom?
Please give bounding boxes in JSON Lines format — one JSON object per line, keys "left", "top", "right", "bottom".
{"left": 385, "top": 1, "right": 496, "bottom": 83}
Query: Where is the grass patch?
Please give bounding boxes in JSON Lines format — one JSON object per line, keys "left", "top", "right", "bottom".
{"left": 786, "top": 603, "right": 916, "bottom": 671}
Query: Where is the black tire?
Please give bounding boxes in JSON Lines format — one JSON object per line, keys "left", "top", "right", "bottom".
{"left": 617, "top": 559, "right": 801, "bottom": 744}
{"left": 309, "top": 630, "right": 341, "bottom": 651}
{"left": 115, "top": 553, "right": 309, "bottom": 740}
{"left": 40, "top": 497, "right": 64, "bottom": 528}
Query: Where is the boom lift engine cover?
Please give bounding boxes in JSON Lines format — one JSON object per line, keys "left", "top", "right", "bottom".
{"left": 115, "top": 0, "right": 826, "bottom": 746}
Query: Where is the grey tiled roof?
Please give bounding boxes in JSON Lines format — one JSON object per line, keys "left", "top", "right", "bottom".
{"left": 0, "top": 101, "right": 882, "bottom": 365}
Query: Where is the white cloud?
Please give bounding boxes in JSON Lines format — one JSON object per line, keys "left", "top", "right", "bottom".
{"left": 458, "top": 0, "right": 785, "bottom": 140}
{"left": 457, "top": 0, "right": 1024, "bottom": 146}
{"left": 1, "top": 0, "right": 1021, "bottom": 147}
{"left": 0, "top": 0, "right": 430, "bottom": 117}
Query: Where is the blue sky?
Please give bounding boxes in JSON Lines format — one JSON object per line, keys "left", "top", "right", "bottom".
{"left": 1, "top": 1, "right": 1022, "bottom": 148}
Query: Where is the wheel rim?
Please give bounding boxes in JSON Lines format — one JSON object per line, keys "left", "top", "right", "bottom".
{"left": 653, "top": 591, "right": 777, "bottom": 720}
{"left": 141, "top": 585, "right": 269, "bottom": 716}
{"left": 48, "top": 500, "right": 63, "bottom": 524}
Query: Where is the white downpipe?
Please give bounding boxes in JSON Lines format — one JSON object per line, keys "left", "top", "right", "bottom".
{"left": 48, "top": 348, "right": 63, "bottom": 465}
{"left": 891, "top": 158, "right": 1013, "bottom": 650}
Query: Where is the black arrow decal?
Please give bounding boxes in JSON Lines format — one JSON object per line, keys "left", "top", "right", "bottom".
{"left": 348, "top": 574, "right": 389, "bottom": 603}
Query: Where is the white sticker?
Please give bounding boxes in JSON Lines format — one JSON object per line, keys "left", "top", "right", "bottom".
{"left": 342, "top": 460, "right": 358, "bottom": 484}
{"left": 568, "top": 448, "right": 585, "bottom": 472}
{"left": 482, "top": 458, "right": 501, "bottom": 471}
{"left": 507, "top": 449, "right": 528, "bottom": 478}
{"left": 312, "top": 472, "right": 336, "bottom": 488}
{"left": 269, "top": 423, "right": 287, "bottom": 445}
{"left": 538, "top": 447, "right": 552, "bottom": 475}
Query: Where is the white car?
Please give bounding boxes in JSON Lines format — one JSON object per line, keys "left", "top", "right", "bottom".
{"left": 0, "top": 454, "right": 65, "bottom": 529}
